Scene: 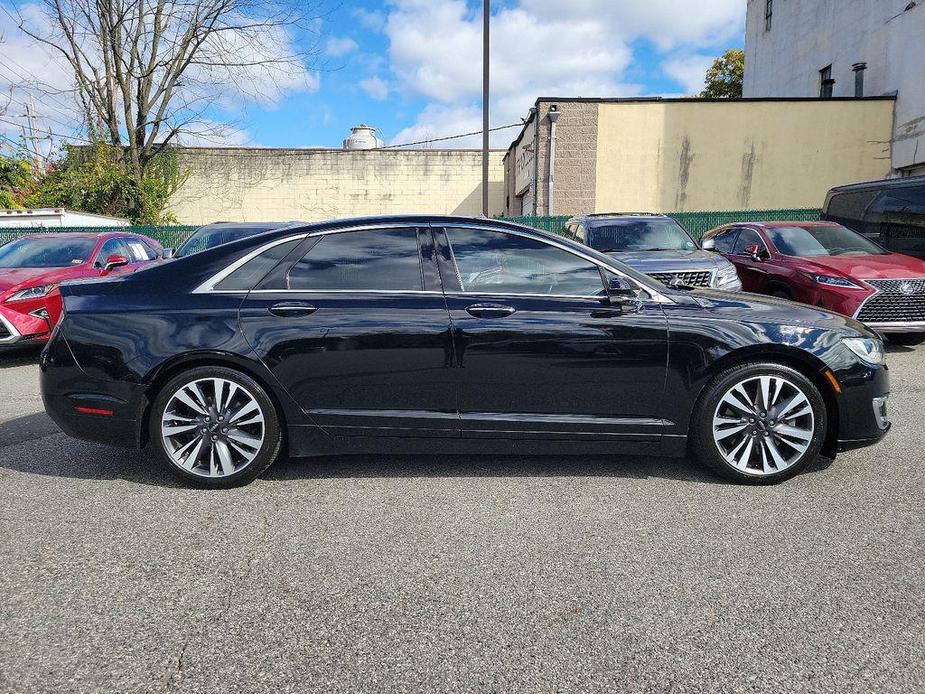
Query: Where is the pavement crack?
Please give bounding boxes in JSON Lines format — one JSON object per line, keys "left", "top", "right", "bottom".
{"left": 164, "top": 510, "right": 271, "bottom": 693}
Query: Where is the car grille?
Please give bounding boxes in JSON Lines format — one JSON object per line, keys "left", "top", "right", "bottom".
{"left": 648, "top": 270, "right": 713, "bottom": 287}
{"left": 856, "top": 278, "right": 925, "bottom": 323}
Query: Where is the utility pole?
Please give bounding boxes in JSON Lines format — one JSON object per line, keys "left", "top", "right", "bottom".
{"left": 481, "top": 0, "right": 490, "bottom": 217}
{"left": 21, "top": 95, "right": 47, "bottom": 174}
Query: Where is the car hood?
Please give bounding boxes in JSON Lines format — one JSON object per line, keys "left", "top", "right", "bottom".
{"left": 606, "top": 249, "right": 728, "bottom": 272}
{"left": 668, "top": 287, "right": 876, "bottom": 338}
{"left": 796, "top": 253, "right": 925, "bottom": 280}
{"left": 0, "top": 266, "right": 89, "bottom": 295}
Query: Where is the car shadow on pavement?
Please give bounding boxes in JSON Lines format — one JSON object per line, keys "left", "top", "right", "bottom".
{"left": 0, "top": 412, "right": 834, "bottom": 488}
{"left": 0, "top": 346, "right": 42, "bottom": 368}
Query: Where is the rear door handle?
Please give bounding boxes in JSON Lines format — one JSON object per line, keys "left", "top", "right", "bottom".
{"left": 465, "top": 303, "right": 516, "bottom": 318}
{"left": 268, "top": 302, "right": 317, "bottom": 317}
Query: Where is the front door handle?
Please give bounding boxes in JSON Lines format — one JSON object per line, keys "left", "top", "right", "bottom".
{"left": 268, "top": 302, "right": 318, "bottom": 317}
{"left": 465, "top": 303, "right": 516, "bottom": 318}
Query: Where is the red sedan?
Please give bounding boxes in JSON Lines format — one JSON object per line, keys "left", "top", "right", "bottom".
{"left": 0, "top": 231, "right": 162, "bottom": 350}
{"left": 702, "top": 221, "right": 925, "bottom": 344}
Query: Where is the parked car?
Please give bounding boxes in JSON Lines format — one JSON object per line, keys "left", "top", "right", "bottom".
{"left": 701, "top": 221, "right": 925, "bottom": 344}
{"left": 167, "top": 221, "right": 297, "bottom": 258}
{"left": 563, "top": 213, "right": 742, "bottom": 291}
{"left": 0, "top": 231, "right": 162, "bottom": 350}
{"left": 42, "top": 216, "right": 890, "bottom": 488}
{"left": 823, "top": 175, "right": 925, "bottom": 259}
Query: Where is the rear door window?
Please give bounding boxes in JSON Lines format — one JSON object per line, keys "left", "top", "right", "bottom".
{"left": 287, "top": 229, "right": 424, "bottom": 291}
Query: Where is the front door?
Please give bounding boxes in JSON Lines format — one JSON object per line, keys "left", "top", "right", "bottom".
{"left": 434, "top": 226, "right": 669, "bottom": 441}
{"left": 239, "top": 226, "right": 457, "bottom": 436}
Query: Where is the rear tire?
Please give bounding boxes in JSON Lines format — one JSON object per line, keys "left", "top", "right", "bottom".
{"left": 769, "top": 286, "right": 792, "bottom": 300}
{"left": 690, "top": 362, "right": 826, "bottom": 484}
{"left": 149, "top": 366, "right": 283, "bottom": 488}
{"left": 889, "top": 332, "right": 925, "bottom": 346}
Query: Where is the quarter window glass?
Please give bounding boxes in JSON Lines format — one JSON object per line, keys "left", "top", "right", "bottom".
{"left": 446, "top": 227, "right": 605, "bottom": 296}
{"left": 288, "top": 229, "right": 423, "bottom": 291}
{"left": 124, "top": 238, "right": 157, "bottom": 261}
{"left": 216, "top": 239, "right": 300, "bottom": 291}
{"left": 732, "top": 229, "right": 764, "bottom": 254}
{"left": 712, "top": 230, "right": 738, "bottom": 253}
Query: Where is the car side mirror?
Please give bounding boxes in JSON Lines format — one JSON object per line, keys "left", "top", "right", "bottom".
{"left": 606, "top": 276, "right": 638, "bottom": 304}
{"left": 701, "top": 238, "right": 716, "bottom": 251}
{"left": 744, "top": 244, "right": 767, "bottom": 262}
{"left": 102, "top": 254, "right": 129, "bottom": 273}
{"left": 162, "top": 248, "right": 174, "bottom": 259}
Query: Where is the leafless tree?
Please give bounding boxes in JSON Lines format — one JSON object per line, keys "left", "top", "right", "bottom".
{"left": 12, "top": 0, "right": 325, "bottom": 179}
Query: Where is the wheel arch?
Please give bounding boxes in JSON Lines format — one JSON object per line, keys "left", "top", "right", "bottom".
{"left": 139, "top": 351, "right": 291, "bottom": 449}
{"left": 692, "top": 344, "right": 840, "bottom": 458}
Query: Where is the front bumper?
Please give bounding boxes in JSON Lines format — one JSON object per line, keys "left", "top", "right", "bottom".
{"left": 861, "top": 320, "right": 925, "bottom": 334}
{"left": 0, "top": 298, "right": 58, "bottom": 348}
{"left": 832, "top": 361, "right": 891, "bottom": 453}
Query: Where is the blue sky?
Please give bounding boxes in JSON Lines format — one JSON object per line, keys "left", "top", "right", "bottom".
{"left": 245, "top": 0, "right": 745, "bottom": 149}
{"left": 0, "top": 0, "right": 746, "bottom": 152}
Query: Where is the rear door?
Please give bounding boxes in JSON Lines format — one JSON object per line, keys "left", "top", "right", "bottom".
{"left": 238, "top": 225, "right": 458, "bottom": 437}
{"left": 434, "top": 225, "right": 669, "bottom": 442}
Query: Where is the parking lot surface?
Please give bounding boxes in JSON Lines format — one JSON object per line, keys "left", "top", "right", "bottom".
{"left": 1, "top": 346, "right": 924, "bottom": 693}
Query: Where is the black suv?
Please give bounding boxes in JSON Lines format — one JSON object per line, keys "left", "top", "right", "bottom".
{"left": 823, "top": 176, "right": 925, "bottom": 259}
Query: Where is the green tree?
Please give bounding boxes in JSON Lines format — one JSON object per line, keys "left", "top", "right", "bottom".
{"left": 0, "top": 148, "right": 34, "bottom": 209}
{"left": 700, "top": 48, "right": 745, "bottom": 99}
{"left": 29, "top": 143, "right": 186, "bottom": 224}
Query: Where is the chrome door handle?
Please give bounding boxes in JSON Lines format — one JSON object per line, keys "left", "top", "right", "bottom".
{"left": 268, "top": 302, "right": 317, "bottom": 317}
{"left": 465, "top": 303, "right": 516, "bottom": 318}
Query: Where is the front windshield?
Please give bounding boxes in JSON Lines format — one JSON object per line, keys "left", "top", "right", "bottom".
{"left": 766, "top": 224, "right": 888, "bottom": 257}
{"left": 589, "top": 219, "right": 697, "bottom": 252}
{"left": 0, "top": 237, "right": 95, "bottom": 268}
{"left": 175, "top": 226, "right": 270, "bottom": 258}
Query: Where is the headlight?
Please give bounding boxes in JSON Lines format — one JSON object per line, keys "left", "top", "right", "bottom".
{"left": 801, "top": 272, "right": 863, "bottom": 289}
{"left": 842, "top": 337, "right": 884, "bottom": 366}
{"left": 712, "top": 264, "right": 742, "bottom": 289}
{"left": 4, "top": 284, "right": 57, "bottom": 303}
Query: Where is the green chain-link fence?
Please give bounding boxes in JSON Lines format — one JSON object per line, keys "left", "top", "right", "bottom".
{"left": 499, "top": 209, "right": 823, "bottom": 239}
{"left": 1, "top": 209, "right": 822, "bottom": 248}
{"left": 0, "top": 225, "right": 198, "bottom": 248}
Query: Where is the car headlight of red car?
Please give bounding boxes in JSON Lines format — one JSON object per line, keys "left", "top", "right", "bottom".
{"left": 4, "top": 284, "right": 57, "bottom": 303}
{"left": 800, "top": 272, "right": 863, "bottom": 289}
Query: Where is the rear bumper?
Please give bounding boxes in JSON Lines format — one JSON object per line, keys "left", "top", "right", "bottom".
{"left": 40, "top": 332, "right": 147, "bottom": 448}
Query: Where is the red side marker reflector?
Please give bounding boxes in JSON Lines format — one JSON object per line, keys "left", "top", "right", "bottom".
{"left": 75, "top": 406, "right": 114, "bottom": 416}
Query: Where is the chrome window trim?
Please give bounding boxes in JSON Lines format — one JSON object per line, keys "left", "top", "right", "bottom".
{"left": 0, "top": 311, "right": 22, "bottom": 344}
{"left": 193, "top": 221, "right": 673, "bottom": 303}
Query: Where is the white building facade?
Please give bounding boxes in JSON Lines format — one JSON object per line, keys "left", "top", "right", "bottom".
{"left": 744, "top": 0, "right": 925, "bottom": 176}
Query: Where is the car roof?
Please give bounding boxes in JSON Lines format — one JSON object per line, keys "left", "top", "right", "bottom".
{"left": 829, "top": 174, "right": 925, "bottom": 194}
{"left": 742, "top": 221, "right": 843, "bottom": 229}
{"left": 193, "top": 221, "right": 298, "bottom": 231}
{"left": 572, "top": 213, "right": 668, "bottom": 222}
{"left": 17, "top": 231, "right": 143, "bottom": 240}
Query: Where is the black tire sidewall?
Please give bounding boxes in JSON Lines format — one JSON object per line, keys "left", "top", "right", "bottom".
{"left": 690, "top": 362, "right": 827, "bottom": 484}
{"left": 149, "top": 366, "right": 283, "bottom": 488}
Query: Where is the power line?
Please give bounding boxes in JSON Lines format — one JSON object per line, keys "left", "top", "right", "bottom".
{"left": 0, "top": 116, "right": 95, "bottom": 145}
{"left": 376, "top": 122, "right": 521, "bottom": 150}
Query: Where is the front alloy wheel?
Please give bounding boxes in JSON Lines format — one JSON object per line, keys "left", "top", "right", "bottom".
{"left": 151, "top": 367, "right": 282, "bottom": 488}
{"left": 691, "top": 363, "right": 826, "bottom": 484}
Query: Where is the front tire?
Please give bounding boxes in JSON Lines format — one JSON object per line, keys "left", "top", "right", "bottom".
{"left": 690, "top": 362, "right": 826, "bottom": 484}
{"left": 149, "top": 366, "right": 283, "bottom": 488}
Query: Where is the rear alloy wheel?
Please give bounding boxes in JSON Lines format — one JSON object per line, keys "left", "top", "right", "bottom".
{"left": 691, "top": 363, "right": 826, "bottom": 484}
{"left": 150, "top": 366, "right": 282, "bottom": 488}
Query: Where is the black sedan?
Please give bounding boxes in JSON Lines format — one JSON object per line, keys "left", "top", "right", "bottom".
{"left": 40, "top": 216, "right": 891, "bottom": 488}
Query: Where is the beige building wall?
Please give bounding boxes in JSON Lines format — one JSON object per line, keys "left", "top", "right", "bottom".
{"left": 594, "top": 99, "right": 894, "bottom": 213}
{"left": 168, "top": 148, "right": 505, "bottom": 224}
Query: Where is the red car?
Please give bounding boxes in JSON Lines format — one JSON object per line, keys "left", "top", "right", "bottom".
{"left": 0, "top": 231, "right": 162, "bottom": 350}
{"left": 702, "top": 221, "right": 925, "bottom": 343}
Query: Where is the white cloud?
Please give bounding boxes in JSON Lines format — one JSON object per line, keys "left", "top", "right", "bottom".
{"left": 663, "top": 54, "right": 715, "bottom": 95}
{"left": 352, "top": 8, "right": 387, "bottom": 32}
{"left": 359, "top": 76, "right": 389, "bottom": 101}
{"left": 325, "top": 36, "right": 358, "bottom": 57}
{"left": 382, "top": 0, "right": 743, "bottom": 148}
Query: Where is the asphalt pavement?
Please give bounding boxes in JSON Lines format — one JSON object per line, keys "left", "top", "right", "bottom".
{"left": 1, "top": 345, "right": 923, "bottom": 693}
